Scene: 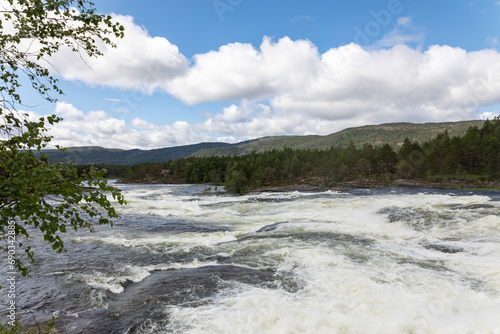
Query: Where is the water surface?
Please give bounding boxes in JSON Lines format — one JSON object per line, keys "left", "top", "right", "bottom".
{"left": 2, "top": 184, "right": 500, "bottom": 333}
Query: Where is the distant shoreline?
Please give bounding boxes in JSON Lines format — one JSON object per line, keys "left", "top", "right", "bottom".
{"left": 119, "top": 178, "right": 500, "bottom": 193}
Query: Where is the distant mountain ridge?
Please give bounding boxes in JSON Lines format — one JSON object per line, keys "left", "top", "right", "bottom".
{"left": 42, "top": 142, "right": 237, "bottom": 165}
{"left": 43, "top": 120, "right": 484, "bottom": 165}
{"left": 193, "top": 120, "right": 484, "bottom": 157}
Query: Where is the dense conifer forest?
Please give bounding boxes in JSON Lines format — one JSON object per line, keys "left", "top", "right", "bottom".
{"left": 80, "top": 118, "right": 500, "bottom": 193}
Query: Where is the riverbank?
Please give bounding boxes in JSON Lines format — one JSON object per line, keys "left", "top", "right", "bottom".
{"left": 119, "top": 177, "right": 500, "bottom": 194}
{"left": 252, "top": 178, "right": 500, "bottom": 193}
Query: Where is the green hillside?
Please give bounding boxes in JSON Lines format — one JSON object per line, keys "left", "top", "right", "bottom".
{"left": 122, "top": 118, "right": 500, "bottom": 191}
{"left": 42, "top": 120, "right": 485, "bottom": 164}
{"left": 193, "top": 120, "right": 484, "bottom": 157}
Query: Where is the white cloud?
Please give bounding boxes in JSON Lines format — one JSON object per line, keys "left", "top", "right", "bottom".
{"left": 44, "top": 13, "right": 500, "bottom": 122}
{"left": 40, "top": 102, "right": 237, "bottom": 149}
{"left": 216, "top": 101, "right": 256, "bottom": 123}
{"left": 27, "top": 13, "right": 500, "bottom": 148}
{"left": 42, "top": 38, "right": 500, "bottom": 149}
{"left": 487, "top": 36, "right": 499, "bottom": 46}
{"left": 0, "top": 2, "right": 188, "bottom": 94}
{"left": 50, "top": 14, "right": 188, "bottom": 93}
{"left": 38, "top": 102, "right": 353, "bottom": 149}
{"left": 165, "top": 36, "right": 321, "bottom": 105}
{"left": 131, "top": 118, "right": 157, "bottom": 130}
{"left": 397, "top": 17, "right": 411, "bottom": 26}
{"left": 368, "top": 17, "right": 425, "bottom": 50}
{"left": 165, "top": 40, "right": 500, "bottom": 123}
{"left": 480, "top": 111, "right": 499, "bottom": 119}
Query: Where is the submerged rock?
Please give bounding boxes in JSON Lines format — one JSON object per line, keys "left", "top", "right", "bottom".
{"left": 452, "top": 204, "right": 495, "bottom": 210}
{"left": 255, "top": 221, "right": 288, "bottom": 232}
{"left": 54, "top": 308, "right": 126, "bottom": 334}
{"left": 108, "top": 265, "right": 278, "bottom": 333}
{"left": 422, "top": 243, "right": 465, "bottom": 254}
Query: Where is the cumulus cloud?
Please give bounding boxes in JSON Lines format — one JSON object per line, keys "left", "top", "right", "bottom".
{"left": 43, "top": 40, "right": 500, "bottom": 149}
{"left": 215, "top": 101, "right": 257, "bottom": 123}
{"left": 35, "top": 102, "right": 345, "bottom": 149}
{"left": 480, "top": 111, "right": 499, "bottom": 120}
{"left": 165, "top": 39, "right": 500, "bottom": 124}
{"left": 36, "top": 102, "right": 239, "bottom": 149}
{"left": 50, "top": 16, "right": 499, "bottom": 123}
{"left": 0, "top": 1, "right": 188, "bottom": 95}
{"left": 50, "top": 14, "right": 188, "bottom": 93}
{"left": 165, "top": 36, "right": 320, "bottom": 104}
{"left": 368, "top": 17, "right": 425, "bottom": 50}
{"left": 30, "top": 13, "right": 500, "bottom": 148}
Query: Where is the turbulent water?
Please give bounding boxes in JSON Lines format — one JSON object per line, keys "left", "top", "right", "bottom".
{"left": 2, "top": 183, "right": 500, "bottom": 333}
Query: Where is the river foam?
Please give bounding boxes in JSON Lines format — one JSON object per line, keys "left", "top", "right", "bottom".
{"left": 5, "top": 184, "right": 499, "bottom": 333}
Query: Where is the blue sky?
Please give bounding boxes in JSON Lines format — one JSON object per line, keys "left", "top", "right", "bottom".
{"left": 94, "top": 0, "right": 499, "bottom": 54}
{"left": 21, "top": 0, "right": 500, "bottom": 149}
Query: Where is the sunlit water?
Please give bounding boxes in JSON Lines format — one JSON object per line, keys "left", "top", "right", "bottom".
{"left": 2, "top": 183, "right": 500, "bottom": 333}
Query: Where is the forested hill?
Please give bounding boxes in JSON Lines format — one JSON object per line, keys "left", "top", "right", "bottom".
{"left": 121, "top": 118, "right": 500, "bottom": 192}
{"left": 43, "top": 120, "right": 483, "bottom": 164}
{"left": 193, "top": 120, "right": 484, "bottom": 157}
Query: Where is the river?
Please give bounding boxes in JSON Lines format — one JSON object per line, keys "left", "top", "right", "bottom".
{"left": 2, "top": 183, "right": 500, "bottom": 333}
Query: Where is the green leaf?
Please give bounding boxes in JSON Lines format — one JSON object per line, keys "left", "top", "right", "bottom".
{"left": 0, "top": 0, "right": 126, "bottom": 277}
